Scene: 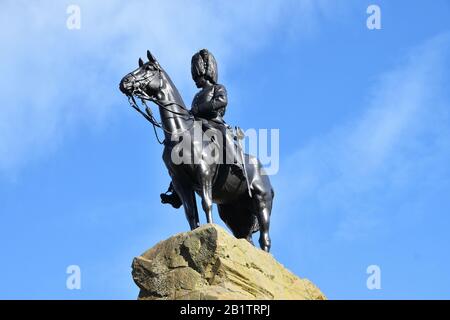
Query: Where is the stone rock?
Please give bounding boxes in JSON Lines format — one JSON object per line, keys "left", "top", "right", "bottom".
{"left": 131, "top": 224, "right": 326, "bottom": 300}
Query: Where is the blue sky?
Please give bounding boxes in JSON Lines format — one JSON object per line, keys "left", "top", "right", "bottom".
{"left": 1, "top": 0, "right": 450, "bottom": 299}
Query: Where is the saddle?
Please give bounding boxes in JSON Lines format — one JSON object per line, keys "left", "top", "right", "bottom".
{"left": 197, "top": 118, "right": 243, "bottom": 169}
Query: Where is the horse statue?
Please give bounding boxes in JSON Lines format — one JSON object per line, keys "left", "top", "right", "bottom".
{"left": 119, "top": 50, "right": 274, "bottom": 251}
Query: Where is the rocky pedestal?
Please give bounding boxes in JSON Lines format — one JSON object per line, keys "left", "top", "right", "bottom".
{"left": 131, "top": 224, "right": 326, "bottom": 300}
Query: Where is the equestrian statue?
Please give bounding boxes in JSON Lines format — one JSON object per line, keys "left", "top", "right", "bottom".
{"left": 119, "top": 49, "right": 274, "bottom": 251}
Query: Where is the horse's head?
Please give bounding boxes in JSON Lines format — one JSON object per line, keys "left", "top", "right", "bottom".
{"left": 119, "top": 50, "right": 164, "bottom": 101}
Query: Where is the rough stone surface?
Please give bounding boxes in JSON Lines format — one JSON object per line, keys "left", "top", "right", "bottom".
{"left": 131, "top": 224, "right": 326, "bottom": 300}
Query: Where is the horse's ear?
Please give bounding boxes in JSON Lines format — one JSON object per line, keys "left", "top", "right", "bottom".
{"left": 138, "top": 57, "right": 144, "bottom": 67}
{"left": 147, "top": 50, "right": 156, "bottom": 63}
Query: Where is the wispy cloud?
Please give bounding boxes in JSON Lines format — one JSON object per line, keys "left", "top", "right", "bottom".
{"left": 0, "top": 0, "right": 337, "bottom": 177}
{"left": 275, "top": 32, "right": 450, "bottom": 241}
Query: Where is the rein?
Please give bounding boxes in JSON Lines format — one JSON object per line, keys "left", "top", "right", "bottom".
{"left": 127, "top": 94, "right": 195, "bottom": 145}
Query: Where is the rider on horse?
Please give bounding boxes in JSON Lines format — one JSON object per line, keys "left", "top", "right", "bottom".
{"left": 161, "top": 49, "right": 233, "bottom": 208}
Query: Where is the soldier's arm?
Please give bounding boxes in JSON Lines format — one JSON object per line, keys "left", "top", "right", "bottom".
{"left": 211, "top": 84, "right": 228, "bottom": 111}
{"left": 196, "top": 85, "right": 228, "bottom": 115}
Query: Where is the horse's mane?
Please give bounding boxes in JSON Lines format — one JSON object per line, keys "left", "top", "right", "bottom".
{"left": 161, "top": 69, "right": 187, "bottom": 110}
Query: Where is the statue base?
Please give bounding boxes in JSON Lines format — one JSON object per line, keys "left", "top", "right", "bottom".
{"left": 131, "top": 224, "right": 326, "bottom": 300}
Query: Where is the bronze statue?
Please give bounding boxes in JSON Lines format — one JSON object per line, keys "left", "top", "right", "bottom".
{"left": 119, "top": 50, "right": 274, "bottom": 251}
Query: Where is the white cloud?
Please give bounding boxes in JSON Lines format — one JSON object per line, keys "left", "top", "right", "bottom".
{"left": 0, "top": 0, "right": 337, "bottom": 176}
{"left": 275, "top": 33, "right": 450, "bottom": 241}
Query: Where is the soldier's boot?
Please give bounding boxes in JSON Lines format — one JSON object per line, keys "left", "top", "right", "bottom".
{"left": 160, "top": 183, "right": 183, "bottom": 209}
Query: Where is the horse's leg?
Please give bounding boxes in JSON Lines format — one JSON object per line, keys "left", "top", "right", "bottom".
{"left": 256, "top": 207, "right": 271, "bottom": 252}
{"left": 249, "top": 164, "right": 273, "bottom": 252}
{"left": 253, "top": 191, "right": 272, "bottom": 252}
{"left": 198, "top": 161, "right": 214, "bottom": 224}
{"left": 172, "top": 180, "right": 199, "bottom": 230}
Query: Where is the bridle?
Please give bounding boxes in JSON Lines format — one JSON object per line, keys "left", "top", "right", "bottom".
{"left": 125, "top": 67, "right": 195, "bottom": 144}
